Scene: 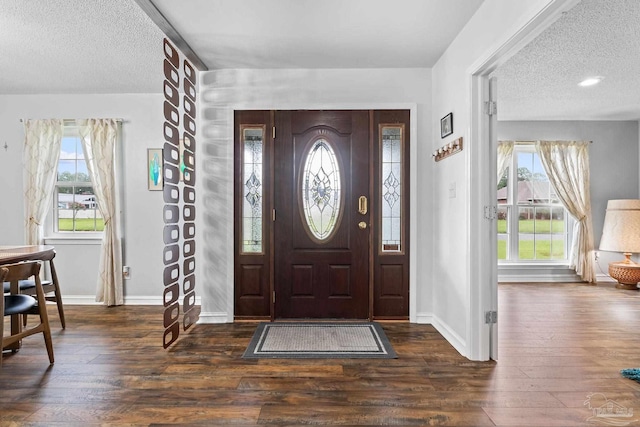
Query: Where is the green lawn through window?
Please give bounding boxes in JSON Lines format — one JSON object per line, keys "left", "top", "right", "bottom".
{"left": 498, "top": 219, "right": 566, "bottom": 260}
{"left": 58, "top": 218, "right": 104, "bottom": 232}
{"left": 497, "top": 219, "right": 565, "bottom": 233}
{"left": 498, "top": 240, "right": 565, "bottom": 260}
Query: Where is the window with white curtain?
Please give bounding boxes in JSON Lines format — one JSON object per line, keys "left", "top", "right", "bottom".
{"left": 51, "top": 126, "right": 103, "bottom": 235}
{"left": 497, "top": 144, "right": 574, "bottom": 263}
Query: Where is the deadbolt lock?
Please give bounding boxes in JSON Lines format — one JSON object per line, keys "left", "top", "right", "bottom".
{"left": 358, "top": 221, "right": 367, "bottom": 229}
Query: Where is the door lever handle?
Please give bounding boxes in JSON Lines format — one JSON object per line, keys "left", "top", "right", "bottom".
{"left": 358, "top": 196, "right": 368, "bottom": 215}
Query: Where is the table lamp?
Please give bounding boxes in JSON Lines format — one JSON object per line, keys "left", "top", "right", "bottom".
{"left": 599, "top": 199, "right": 640, "bottom": 290}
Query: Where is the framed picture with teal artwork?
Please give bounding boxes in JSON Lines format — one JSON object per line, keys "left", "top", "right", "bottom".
{"left": 179, "top": 138, "right": 185, "bottom": 181}
{"left": 147, "top": 148, "right": 163, "bottom": 190}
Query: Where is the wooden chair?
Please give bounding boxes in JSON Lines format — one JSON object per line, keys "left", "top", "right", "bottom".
{"left": 2, "top": 250, "right": 65, "bottom": 329}
{"left": 1, "top": 261, "right": 54, "bottom": 366}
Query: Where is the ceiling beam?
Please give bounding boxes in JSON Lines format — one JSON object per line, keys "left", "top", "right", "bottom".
{"left": 134, "top": 0, "right": 209, "bottom": 71}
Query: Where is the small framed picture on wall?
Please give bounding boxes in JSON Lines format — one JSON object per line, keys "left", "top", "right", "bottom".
{"left": 441, "top": 113, "right": 453, "bottom": 138}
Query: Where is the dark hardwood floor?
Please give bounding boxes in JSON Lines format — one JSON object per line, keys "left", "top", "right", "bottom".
{"left": 1, "top": 282, "right": 640, "bottom": 426}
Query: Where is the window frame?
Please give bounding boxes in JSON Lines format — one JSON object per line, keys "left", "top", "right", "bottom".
{"left": 498, "top": 144, "right": 574, "bottom": 265}
{"left": 46, "top": 125, "right": 103, "bottom": 240}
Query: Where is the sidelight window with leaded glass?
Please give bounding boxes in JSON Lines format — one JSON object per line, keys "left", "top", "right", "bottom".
{"left": 241, "top": 126, "right": 264, "bottom": 253}
{"left": 380, "top": 125, "right": 404, "bottom": 253}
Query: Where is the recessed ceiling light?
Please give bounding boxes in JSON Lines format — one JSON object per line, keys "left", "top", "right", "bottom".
{"left": 578, "top": 77, "right": 603, "bottom": 87}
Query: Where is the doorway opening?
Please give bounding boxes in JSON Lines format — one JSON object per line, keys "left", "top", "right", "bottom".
{"left": 469, "top": 1, "right": 581, "bottom": 360}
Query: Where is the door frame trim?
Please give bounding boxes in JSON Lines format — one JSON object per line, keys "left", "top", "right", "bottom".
{"left": 466, "top": 0, "right": 581, "bottom": 360}
{"left": 227, "top": 104, "right": 418, "bottom": 323}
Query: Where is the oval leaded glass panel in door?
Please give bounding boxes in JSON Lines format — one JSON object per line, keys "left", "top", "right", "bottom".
{"left": 301, "top": 139, "right": 342, "bottom": 242}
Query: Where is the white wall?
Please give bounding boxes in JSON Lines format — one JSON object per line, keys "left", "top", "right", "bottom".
{"left": 430, "top": 0, "right": 567, "bottom": 358}
{"left": 0, "top": 94, "right": 166, "bottom": 302}
{"left": 197, "top": 68, "right": 432, "bottom": 323}
{"left": 498, "top": 120, "right": 640, "bottom": 281}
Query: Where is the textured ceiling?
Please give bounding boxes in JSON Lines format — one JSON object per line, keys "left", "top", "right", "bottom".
{"left": 0, "top": 0, "right": 483, "bottom": 95}
{"left": 151, "top": 0, "right": 484, "bottom": 69}
{"left": 495, "top": 0, "right": 640, "bottom": 121}
{"left": 2, "top": 0, "right": 637, "bottom": 122}
{"left": 0, "top": 0, "right": 165, "bottom": 94}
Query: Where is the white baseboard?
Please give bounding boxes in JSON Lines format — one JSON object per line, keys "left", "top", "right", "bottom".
{"left": 498, "top": 274, "right": 582, "bottom": 283}
{"left": 431, "top": 314, "right": 468, "bottom": 358}
{"left": 62, "top": 295, "right": 202, "bottom": 306}
{"left": 197, "top": 312, "right": 231, "bottom": 323}
{"left": 415, "top": 311, "right": 467, "bottom": 358}
{"left": 596, "top": 273, "right": 616, "bottom": 283}
{"left": 498, "top": 264, "right": 582, "bottom": 283}
{"left": 415, "top": 312, "right": 433, "bottom": 324}
{"left": 500, "top": 273, "right": 616, "bottom": 283}
{"left": 60, "top": 295, "right": 103, "bottom": 305}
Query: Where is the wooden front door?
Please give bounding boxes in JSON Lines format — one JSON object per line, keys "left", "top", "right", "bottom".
{"left": 234, "top": 110, "right": 410, "bottom": 320}
{"left": 274, "top": 111, "right": 370, "bottom": 319}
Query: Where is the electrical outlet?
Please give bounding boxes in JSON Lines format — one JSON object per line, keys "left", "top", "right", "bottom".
{"left": 594, "top": 252, "right": 599, "bottom": 261}
{"left": 123, "top": 266, "right": 131, "bottom": 279}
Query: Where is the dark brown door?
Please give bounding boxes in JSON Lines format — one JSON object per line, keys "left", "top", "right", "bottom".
{"left": 274, "top": 111, "right": 370, "bottom": 319}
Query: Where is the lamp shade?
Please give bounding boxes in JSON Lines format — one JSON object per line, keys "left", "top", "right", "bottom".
{"left": 599, "top": 199, "right": 640, "bottom": 253}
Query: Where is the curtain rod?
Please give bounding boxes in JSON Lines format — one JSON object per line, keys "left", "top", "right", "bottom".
{"left": 502, "top": 140, "right": 593, "bottom": 144}
{"left": 19, "top": 118, "right": 125, "bottom": 123}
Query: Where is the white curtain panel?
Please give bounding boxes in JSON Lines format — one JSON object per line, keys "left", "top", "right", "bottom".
{"left": 497, "top": 141, "right": 514, "bottom": 181}
{"left": 78, "top": 119, "right": 124, "bottom": 306}
{"left": 23, "top": 119, "right": 64, "bottom": 245}
{"left": 536, "top": 141, "right": 595, "bottom": 282}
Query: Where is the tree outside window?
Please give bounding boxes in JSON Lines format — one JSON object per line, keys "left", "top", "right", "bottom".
{"left": 497, "top": 146, "right": 572, "bottom": 262}
{"left": 54, "top": 129, "right": 104, "bottom": 232}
